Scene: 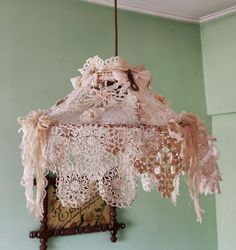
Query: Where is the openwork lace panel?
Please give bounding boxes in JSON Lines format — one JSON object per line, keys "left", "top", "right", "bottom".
{"left": 18, "top": 56, "right": 221, "bottom": 222}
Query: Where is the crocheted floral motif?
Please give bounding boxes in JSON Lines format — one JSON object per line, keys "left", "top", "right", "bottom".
{"left": 18, "top": 56, "right": 221, "bottom": 223}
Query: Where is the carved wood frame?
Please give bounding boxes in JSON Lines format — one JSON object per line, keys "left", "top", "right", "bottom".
{"left": 29, "top": 176, "right": 125, "bottom": 250}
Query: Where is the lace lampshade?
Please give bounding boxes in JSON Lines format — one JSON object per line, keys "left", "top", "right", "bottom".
{"left": 18, "top": 56, "right": 221, "bottom": 223}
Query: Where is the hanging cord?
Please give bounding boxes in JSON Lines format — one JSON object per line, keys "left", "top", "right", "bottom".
{"left": 114, "top": 0, "right": 139, "bottom": 91}
{"left": 114, "top": 0, "right": 118, "bottom": 56}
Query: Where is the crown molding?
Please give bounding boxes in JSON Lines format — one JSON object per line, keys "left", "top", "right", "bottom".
{"left": 83, "top": 0, "right": 199, "bottom": 23}
{"left": 200, "top": 5, "right": 236, "bottom": 23}
{"left": 84, "top": 0, "right": 236, "bottom": 24}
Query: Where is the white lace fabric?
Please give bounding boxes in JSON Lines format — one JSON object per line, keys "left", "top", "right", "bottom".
{"left": 18, "top": 56, "right": 221, "bottom": 222}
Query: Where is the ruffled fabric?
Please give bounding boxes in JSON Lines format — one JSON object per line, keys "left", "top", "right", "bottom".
{"left": 18, "top": 56, "right": 221, "bottom": 222}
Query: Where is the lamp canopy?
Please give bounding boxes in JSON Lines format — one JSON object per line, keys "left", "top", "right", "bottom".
{"left": 19, "top": 56, "right": 221, "bottom": 223}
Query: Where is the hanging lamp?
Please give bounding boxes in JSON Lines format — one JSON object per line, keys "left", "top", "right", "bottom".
{"left": 18, "top": 0, "right": 221, "bottom": 224}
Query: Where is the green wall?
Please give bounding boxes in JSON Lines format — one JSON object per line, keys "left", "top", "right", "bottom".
{"left": 201, "top": 14, "right": 236, "bottom": 115}
{"left": 0, "top": 0, "right": 217, "bottom": 250}
{"left": 212, "top": 114, "right": 236, "bottom": 250}
{"left": 201, "top": 14, "right": 236, "bottom": 250}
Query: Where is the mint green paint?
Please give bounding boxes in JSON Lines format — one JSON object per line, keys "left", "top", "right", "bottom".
{"left": 0, "top": 0, "right": 217, "bottom": 250}
{"left": 201, "top": 13, "right": 236, "bottom": 250}
{"left": 212, "top": 113, "right": 236, "bottom": 250}
{"left": 201, "top": 14, "right": 236, "bottom": 115}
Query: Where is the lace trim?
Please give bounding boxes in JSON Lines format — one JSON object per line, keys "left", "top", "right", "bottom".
{"left": 18, "top": 110, "right": 49, "bottom": 218}
{"left": 79, "top": 56, "right": 130, "bottom": 75}
{"left": 18, "top": 56, "right": 221, "bottom": 222}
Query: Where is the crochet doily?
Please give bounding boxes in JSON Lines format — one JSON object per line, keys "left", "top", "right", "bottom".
{"left": 18, "top": 56, "right": 221, "bottom": 222}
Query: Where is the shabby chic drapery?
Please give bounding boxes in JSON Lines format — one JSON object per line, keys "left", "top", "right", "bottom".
{"left": 19, "top": 56, "right": 221, "bottom": 223}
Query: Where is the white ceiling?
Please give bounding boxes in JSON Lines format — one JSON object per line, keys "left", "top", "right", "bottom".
{"left": 84, "top": 0, "right": 236, "bottom": 22}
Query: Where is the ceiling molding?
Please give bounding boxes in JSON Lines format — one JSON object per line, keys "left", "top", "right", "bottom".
{"left": 200, "top": 5, "right": 236, "bottom": 23}
{"left": 84, "top": 0, "right": 236, "bottom": 24}
{"left": 84, "top": 0, "right": 199, "bottom": 23}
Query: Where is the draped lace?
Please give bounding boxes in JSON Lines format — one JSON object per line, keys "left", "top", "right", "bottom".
{"left": 18, "top": 56, "right": 221, "bottom": 223}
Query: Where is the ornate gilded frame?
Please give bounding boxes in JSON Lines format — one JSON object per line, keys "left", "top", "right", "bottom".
{"left": 30, "top": 176, "right": 125, "bottom": 250}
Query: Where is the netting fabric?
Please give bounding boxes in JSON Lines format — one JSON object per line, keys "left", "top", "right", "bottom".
{"left": 18, "top": 56, "right": 221, "bottom": 222}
